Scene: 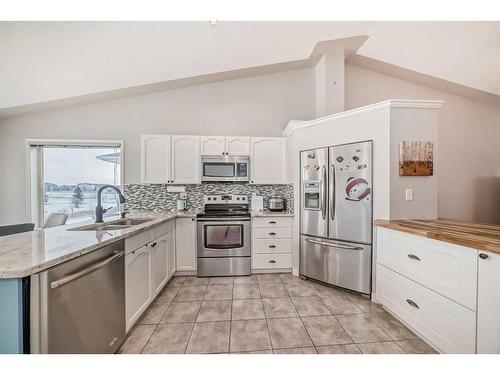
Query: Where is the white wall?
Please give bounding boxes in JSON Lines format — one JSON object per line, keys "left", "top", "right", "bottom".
{"left": 345, "top": 64, "right": 500, "bottom": 224}
{"left": 0, "top": 67, "right": 315, "bottom": 224}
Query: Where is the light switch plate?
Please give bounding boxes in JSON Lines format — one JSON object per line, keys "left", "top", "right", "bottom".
{"left": 405, "top": 188, "right": 414, "bottom": 201}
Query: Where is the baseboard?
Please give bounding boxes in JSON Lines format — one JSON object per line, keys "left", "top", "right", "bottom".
{"left": 174, "top": 270, "right": 197, "bottom": 276}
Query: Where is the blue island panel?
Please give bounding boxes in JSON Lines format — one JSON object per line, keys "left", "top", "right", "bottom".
{"left": 0, "top": 278, "right": 24, "bottom": 354}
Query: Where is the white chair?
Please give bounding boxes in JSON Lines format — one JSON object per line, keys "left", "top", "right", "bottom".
{"left": 43, "top": 213, "right": 68, "bottom": 228}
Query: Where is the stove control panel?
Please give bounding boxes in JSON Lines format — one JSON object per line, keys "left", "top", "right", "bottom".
{"left": 204, "top": 194, "right": 248, "bottom": 204}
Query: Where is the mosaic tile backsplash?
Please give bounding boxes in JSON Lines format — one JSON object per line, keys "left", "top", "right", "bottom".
{"left": 124, "top": 183, "right": 294, "bottom": 212}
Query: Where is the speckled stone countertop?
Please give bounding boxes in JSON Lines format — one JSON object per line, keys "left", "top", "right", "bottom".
{"left": 251, "top": 210, "right": 295, "bottom": 217}
{"left": 0, "top": 210, "right": 198, "bottom": 279}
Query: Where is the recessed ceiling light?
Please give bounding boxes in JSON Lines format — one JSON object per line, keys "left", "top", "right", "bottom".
{"left": 208, "top": 20, "right": 219, "bottom": 27}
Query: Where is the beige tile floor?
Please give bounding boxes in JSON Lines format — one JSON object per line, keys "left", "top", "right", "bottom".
{"left": 118, "top": 273, "right": 437, "bottom": 354}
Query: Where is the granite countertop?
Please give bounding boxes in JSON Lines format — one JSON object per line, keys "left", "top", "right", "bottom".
{"left": 0, "top": 210, "right": 199, "bottom": 279}
{"left": 251, "top": 210, "right": 295, "bottom": 217}
{"left": 374, "top": 218, "right": 500, "bottom": 254}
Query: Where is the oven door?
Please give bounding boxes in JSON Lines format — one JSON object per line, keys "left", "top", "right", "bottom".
{"left": 197, "top": 218, "right": 251, "bottom": 257}
{"left": 201, "top": 159, "right": 237, "bottom": 182}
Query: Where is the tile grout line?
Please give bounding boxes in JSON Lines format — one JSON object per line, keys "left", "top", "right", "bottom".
{"left": 184, "top": 282, "right": 209, "bottom": 353}
{"left": 139, "top": 277, "right": 185, "bottom": 353}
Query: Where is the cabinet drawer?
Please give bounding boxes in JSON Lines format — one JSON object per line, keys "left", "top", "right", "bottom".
{"left": 253, "top": 238, "right": 292, "bottom": 254}
{"left": 252, "top": 227, "right": 292, "bottom": 239}
{"left": 252, "top": 253, "right": 292, "bottom": 269}
{"left": 125, "top": 229, "right": 153, "bottom": 255}
{"left": 377, "top": 227, "right": 478, "bottom": 310}
{"left": 253, "top": 217, "right": 293, "bottom": 228}
{"left": 376, "top": 264, "right": 476, "bottom": 354}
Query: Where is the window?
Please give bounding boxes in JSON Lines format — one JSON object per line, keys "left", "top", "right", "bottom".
{"left": 28, "top": 140, "right": 123, "bottom": 227}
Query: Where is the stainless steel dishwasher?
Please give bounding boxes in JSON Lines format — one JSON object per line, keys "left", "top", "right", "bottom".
{"left": 30, "top": 240, "right": 125, "bottom": 353}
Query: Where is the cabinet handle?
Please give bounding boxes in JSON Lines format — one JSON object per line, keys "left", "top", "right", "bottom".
{"left": 407, "top": 254, "right": 420, "bottom": 261}
{"left": 150, "top": 242, "right": 157, "bottom": 247}
{"left": 269, "top": 232, "right": 276, "bottom": 236}
{"left": 268, "top": 260, "right": 276, "bottom": 264}
{"left": 406, "top": 299, "right": 419, "bottom": 309}
{"left": 269, "top": 221, "right": 277, "bottom": 224}
{"left": 269, "top": 245, "right": 276, "bottom": 248}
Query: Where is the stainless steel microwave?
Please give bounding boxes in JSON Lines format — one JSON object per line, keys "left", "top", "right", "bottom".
{"left": 200, "top": 155, "right": 250, "bottom": 182}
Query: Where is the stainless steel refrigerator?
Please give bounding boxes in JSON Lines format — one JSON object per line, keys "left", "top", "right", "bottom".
{"left": 299, "top": 141, "right": 373, "bottom": 295}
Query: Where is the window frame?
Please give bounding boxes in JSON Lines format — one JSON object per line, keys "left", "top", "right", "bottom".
{"left": 25, "top": 139, "right": 125, "bottom": 227}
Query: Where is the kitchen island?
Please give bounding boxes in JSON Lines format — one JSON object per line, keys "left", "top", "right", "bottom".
{"left": 0, "top": 210, "right": 198, "bottom": 353}
{"left": 374, "top": 218, "right": 500, "bottom": 354}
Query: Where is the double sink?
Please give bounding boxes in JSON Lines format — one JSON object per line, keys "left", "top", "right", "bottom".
{"left": 68, "top": 218, "right": 153, "bottom": 231}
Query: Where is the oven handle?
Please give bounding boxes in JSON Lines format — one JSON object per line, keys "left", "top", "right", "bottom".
{"left": 305, "top": 238, "right": 364, "bottom": 251}
{"left": 50, "top": 251, "right": 124, "bottom": 289}
{"left": 197, "top": 218, "right": 251, "bottom": 222}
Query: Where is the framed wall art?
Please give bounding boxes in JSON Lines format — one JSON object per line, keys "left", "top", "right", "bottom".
{"left": 399, "top": 141, "right": 433, "bottom": 176}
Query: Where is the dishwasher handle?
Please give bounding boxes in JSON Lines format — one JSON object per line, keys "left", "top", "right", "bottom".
{"left": 50, "top": 250, "right": 124, "bottom": 289}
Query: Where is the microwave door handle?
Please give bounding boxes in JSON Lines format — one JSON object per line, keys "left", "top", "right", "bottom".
{"left": 321, "top": 165, "right": 327, "bottom": 220}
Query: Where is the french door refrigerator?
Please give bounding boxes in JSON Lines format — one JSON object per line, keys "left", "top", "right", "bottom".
{"left": 299, "top": 141, "right": 372, "bottom": 294}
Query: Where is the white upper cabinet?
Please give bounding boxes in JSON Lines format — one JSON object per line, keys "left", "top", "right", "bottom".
{"left": 225, "top": 136, "right": 250, "bottom": 155}
{"left": 477, "top": 250, "right": 500, "bottom": 353}
{"left": 141, "top": 135, "right": 171, "bottom": 183}
{"left": 250, "top": 137, "right": 286, "bottom": 184}
{"left": 200, "top": 136, "right": 225, "bottom": 156}
{"left": 170, "top": 135, "right": 200, "bottom": 184}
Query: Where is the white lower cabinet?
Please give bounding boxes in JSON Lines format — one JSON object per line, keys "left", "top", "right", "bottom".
{"left": 167, "top": 221, "right": 177, "bottom": 278}
{"left": 125, "top": 220, "right": 177, "bottom": 332}
{"left": 477, "top": 250, "right": 500, "bottom": 353}
{"left": 125, "top": 245, "right": 153, "bottom": 331}
{"left": 251, "top": 216, "right": 292, "bottom": 271}
{"left": 376, "top": 264, "right": 476, "bottom": 354}
{"left": 151, "top": 235, "right": 169, "bottom": 296}
{"left": 376, "top": 226, "right": 500, "bottom": 354}
{"left": 176, "top": 218, "right": 197, "bottom": 272}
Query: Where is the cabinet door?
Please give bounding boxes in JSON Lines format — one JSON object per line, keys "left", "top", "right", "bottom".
{"left": 250, "top": 137, "right": 286, "bottom": 184}
{"left": 171, "top": 135, "right": 200, "bottom": 184}
{"left": 141, "top": 135, "right": 171, "bottom": 183}
{"left": 125, "top": 246, "right": 152, "bottom": 331}
{"left": 151, "top": 235, "right": 169, "bottom": 297}
{"left": 200, "top": 136, "right": 225, "bottom": 156}
{"left": 226, "top": 136, "right": 250, "bottom": 156}
{"left": 167, "top": 222, "right": 177, "bottom": 278}
{"left": 176, "top": 218, "right": 197, "bottom": 272}
{"left": 477, "top": 251, "right": 500, "bottom": 353}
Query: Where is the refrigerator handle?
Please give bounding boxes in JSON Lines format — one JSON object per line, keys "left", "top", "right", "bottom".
{"left": 330, "top": 164, "right": 335, "bottom": 221}
{"left": 321, "top": 165, "right": 327, "bottom": 220}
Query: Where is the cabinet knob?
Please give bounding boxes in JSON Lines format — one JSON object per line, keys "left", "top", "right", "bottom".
{"left": 269, "top": 245, "right": 276, "bottom": 248}
{"left": 268, "top": 260, "right": 276, "bottom": 264}
{"left": 407, "top": 254, "right": 420, "bottom": 261}
{"left": 269, "top": 221, "right": 277, "bottom": 224}
{"left": 479, "top": 253, "right": 489, "bottom": 259}
{"left": 269, "top": 232, "right": 276, "bottom": 236}
{"left": 150, "top": 242, "right": 157, "bottom": 248}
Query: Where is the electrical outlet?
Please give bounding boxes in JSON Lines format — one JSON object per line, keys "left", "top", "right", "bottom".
{"left": 179, "top": 192, "right": 187, "bottom": 200}
{"left": 405, "top": 188, "right": 414, "bottom": 201}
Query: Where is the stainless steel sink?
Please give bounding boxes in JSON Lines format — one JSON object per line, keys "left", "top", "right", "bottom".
{"left": 68, "top": 218, "right": 154, "bottom": 231}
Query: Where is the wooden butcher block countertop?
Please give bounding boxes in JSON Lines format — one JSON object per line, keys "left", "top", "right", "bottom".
{"left": 374, "top": 218, "right": 500, "bottom": 254}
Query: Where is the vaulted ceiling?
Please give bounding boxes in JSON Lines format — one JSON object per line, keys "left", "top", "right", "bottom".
{"left": 1, "top": 21, "right": 499, "bottom": 114}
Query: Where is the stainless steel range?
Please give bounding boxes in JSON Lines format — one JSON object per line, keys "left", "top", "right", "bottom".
{"left": 197, "top": 194, "right": 251, "bottom": 277}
